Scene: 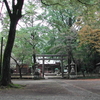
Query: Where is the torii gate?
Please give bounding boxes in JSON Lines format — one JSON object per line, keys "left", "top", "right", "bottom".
{"left": 36, "top": 54, "right": 68, "bottom": 78}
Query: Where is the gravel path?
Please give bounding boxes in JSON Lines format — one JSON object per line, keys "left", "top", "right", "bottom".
{"left": 0, "top": 79, "right": 100, "bottom": 100}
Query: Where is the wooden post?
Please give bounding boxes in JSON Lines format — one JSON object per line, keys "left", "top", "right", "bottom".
{"left": 75, "top": 63, "right": 77, "bottom": 76}
{"left": 42, "top": 56, "right": 44, "bottom": 78}
{"left": 61, "top": 56, "right": 64, "bottom": 77}
{"left": 0, "top": 37, "right": 3, "bottom": 75}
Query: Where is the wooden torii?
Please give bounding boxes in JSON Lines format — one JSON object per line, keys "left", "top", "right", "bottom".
{"left": 36, "top": 54, "right": 68, "bottom": 78}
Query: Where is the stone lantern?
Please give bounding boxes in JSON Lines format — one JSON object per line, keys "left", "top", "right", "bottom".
{"left": 70, "top": 61, "right": 77, "bottom": 79}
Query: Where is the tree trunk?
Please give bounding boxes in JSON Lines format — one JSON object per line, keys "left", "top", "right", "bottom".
{"left": 11, "top": 56, "right": 22, "bottom": 79}
{"left": 19, "top": 67, "right": 22, "bottom": 79}
{"left": 68, "top": 17, "right": 72, "bottom": 27}
{"left": 68, "top": 50, "right": 71, "bottom": 79}
{"left": 0, "top": 0, "right": 24, "bottom": 86}
{"left": 32, "top": 54, "right": 36, "bottom": 72}
{"left": 82, "top": 71, "right": 85, "bottom": 77}
{"left": 33, "top": 54, "right": 36, "bottom": 64}
{"left": 0, "top": 19, "right": 18, "bottom": 86}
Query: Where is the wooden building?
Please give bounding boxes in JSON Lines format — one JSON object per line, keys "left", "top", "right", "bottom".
{"left": 38, "top": 62, "right": 61, "bottom": 73}
{"left": 14, "top": 64, "right": 30, "bottom": 74}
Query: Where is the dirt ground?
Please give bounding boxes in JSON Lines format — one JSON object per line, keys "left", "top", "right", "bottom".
{"left": 0, "top": 79, "right": 100, "bottom": 100}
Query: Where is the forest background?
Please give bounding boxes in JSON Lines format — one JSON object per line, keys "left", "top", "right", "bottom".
{"left": 0, "top": 0, "right": 100, "bottom": 86}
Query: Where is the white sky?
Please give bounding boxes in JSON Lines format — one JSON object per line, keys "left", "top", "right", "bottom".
{"left": 0, "top": 0, "right": 44, "bottom": 31}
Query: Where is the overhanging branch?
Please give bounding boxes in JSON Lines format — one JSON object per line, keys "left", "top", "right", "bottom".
{"left": 11, "top": 56, "right": 19, "bottom": 66}
{"left": 77, "top": 0, "right": 100, "bottom": 6}
{"left": 3, "top": 0, "right": 11, "bottom": 18}
{"left": 40, "top": 0, "right": 62, "bottom": 6}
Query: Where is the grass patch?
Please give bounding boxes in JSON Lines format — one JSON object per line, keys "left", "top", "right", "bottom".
{"left": 0, "top": 83, "right": 26, "bottom": 89}
{"left": 9, "top": 83, "right": 26, "bottom": 88}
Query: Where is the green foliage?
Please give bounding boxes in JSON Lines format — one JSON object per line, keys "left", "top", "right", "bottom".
{"left": 13, "top": 29, "right": 33, "bottom": 65}
{"left": 1, "top": 0, "right": 100, "bottom": 76}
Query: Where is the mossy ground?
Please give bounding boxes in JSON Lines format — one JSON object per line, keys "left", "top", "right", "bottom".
{"left": 0, "top": 83, "right": 25, "bottom": 89}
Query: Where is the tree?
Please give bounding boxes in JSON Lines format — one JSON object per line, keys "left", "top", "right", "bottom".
{"left": 37, "top": 3, "right": 80, "bottom": 78}
{"left": 12, "top": 32, "right": 33, "bottom": 78}
{"left": 0, "top": 0, "right": 24, "bottom": 86}
{"left": 79, "top": 25, "right": 100, "bottom": 52}
{"left": 19, "top": 0, "right": 42, "bottom": 72}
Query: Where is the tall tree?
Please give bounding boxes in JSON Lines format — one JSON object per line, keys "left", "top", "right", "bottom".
{"left": 19, "top": 0, "right": 41, "bottom": 69}
{"left": 0, "top": 0, "right": 24, "bottom": 86}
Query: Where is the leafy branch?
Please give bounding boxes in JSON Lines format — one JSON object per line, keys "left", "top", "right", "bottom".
{"left": 40, "top": 0, "right": 62, "bottom": 6}
{"left": 77, "top": 0, "right": 100, "bottom": 6}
